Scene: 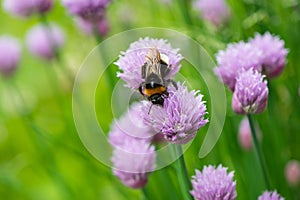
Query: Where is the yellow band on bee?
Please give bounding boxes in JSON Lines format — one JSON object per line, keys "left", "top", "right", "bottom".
{"left": 143, "top": 86, "right": 166, "bottom": 96}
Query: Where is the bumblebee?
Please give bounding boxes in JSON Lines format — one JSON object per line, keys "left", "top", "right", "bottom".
{"left": 139, "top": 48, "right": 176, "bottom": 106}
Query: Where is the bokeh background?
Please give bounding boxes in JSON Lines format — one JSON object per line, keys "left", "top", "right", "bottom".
{"left": 0, "top": 0, "right": 300, "bottom": 199}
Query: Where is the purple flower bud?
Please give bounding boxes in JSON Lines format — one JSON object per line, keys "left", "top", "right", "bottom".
{"left": 285, "top": 160, "right": 300, "bottom": 186}
{"left": 2, "top": 0, "right": 53, "bottom": 17}
{"left": 258, "top": 191, "right": 284, "bottom": 200}
{"left": 75, "top": 17, "right": 109, "bottom": 37}
{"left": 143, "top": 83, "right": 208, "bottom": 144}
{"left": 0, "top": 36, "right": 21, "bottom": 76}
{"left": 25, "top": 23, "right": 65, "bottom": 60}
{"left": 190, "top": 165, "right": 237, "bottom": 200}
{"left": 194, "top": 0, "right": 230, "bottom": 26}
{"left": 249, "top": 32, "right": 288, "bottom": 78}
{"left": 115, "top": 37, "right": 183, "bottom": 89}
{"left": 109, "top": 102, "right": 156, "bottom": 189}
{"left": 62, "top": 0, "right": 110, "bottom": 22}
{"left": 232, "top": 68, "right": 268, "bottom": 114}
{"left": 214, "top": 41, "right": 263, "bottom": 91}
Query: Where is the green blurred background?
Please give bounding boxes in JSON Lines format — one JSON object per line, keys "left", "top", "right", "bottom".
{"left": 0, "top": 0, "right": 300, "bottom": 199}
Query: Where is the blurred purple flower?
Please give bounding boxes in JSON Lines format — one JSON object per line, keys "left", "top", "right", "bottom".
{"left": 75, "top": 17, "right": 109, "bottom": 37}
{"left": 62, "top": 0, "right": 110, "bottom": 22}
{"left": 0, "top": 36, "right": 21, "bottom": 76}
{"left": 238, "top": 117, "right": 253, "bottom": 150}
{"left": 25, "top": 23, "right": 65, "bottom": 60}
{"left": 194, "top": 0, "right": 230, "bottom": 26}
{"left": 258, "top": 191, "right": 284, "bottom": 200}
{"left": 215, "top": 41, "right": 263, "bottom": 91}
{"left": 115, "top": 37, "right": 183, "bottom": 89}
{"left": 111, "top": 138, "right": 156, "bottom": 189}
{"left": 285, "top": 160, "right": 300, "bottom": 186}
{"left": 2, "top": 0, "right": 53, "bottom": 17}
{"left": 190, "top": 165, "right": 237, "bottom": 200}
{"left": 249, "top": 32, "right": 288, "bottom": 78}
{"left": 109, "top": 103, "right": 156, "bottom": 189}
{"left": 109, "top": 102, "right": 155, "bottom": 146}
{"left": 143, "top": 83, "right": 208, "bottom": 144}
{"left": 238, "top": 117, "right": 261, "bottom": 151}
{"left": 232, "top": 68, "right": 268, "bottom": 114}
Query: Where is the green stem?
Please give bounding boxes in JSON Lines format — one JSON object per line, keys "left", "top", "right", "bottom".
{"left": 92, "top": 24, "right": 115, "bottom": 92}
{"left": 141, "top": 187, "right": 149, "bottom": 200}
{"left": 247, "top": 114, "right": 271, "bottom": 189}
{"left": 176, "top": 0, "right": 193, "bottom": 26}
{"left": 174, "top": 144, "right": 193, "bottom": 200}
{"left": 39, "top": 14, "right": 74, "bottom": 86}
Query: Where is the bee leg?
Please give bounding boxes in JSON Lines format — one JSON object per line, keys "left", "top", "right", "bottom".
{"left": 166, "top": 79, "right": 178, "bottom": 90}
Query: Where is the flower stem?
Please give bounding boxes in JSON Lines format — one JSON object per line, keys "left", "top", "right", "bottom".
{"left": 141, "top": 187, "right": 149, "bottom": 200}
{"left": 176, "top": 0, "right": 193, "bottom": 26}
{"left": 92, "top": 24, "right": 115, "bottom": 92}
{"left": 174, "top": 144, "right": 193, "bottom": 200}
{"left": 247, "top": 114, "right": 271, "bottom": 189}
{"left": 38, "top": 13, "right": 74, "bottom": 86}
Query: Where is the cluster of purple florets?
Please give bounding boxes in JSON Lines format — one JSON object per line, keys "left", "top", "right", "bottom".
{"left": 215, "top": 32, "right": 288, "bottom": 115}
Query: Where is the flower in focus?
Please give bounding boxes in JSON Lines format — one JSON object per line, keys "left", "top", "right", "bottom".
{"left": 194, "top": 0, "right": 230, "bottom": 26}
{"left": 62, "top": 0, "right": 111, "bottom": 22}
{"left": 285, "top": 160, "right": 300, "bottom": 186}
{"left": 0, "top": 36, "right": 21, "bottom": 76}
{"left": 190, "top": 165, "right": 237, "bottom": 200}
{"left": 2, "top": 0, "right": 53, "bottom": 17}
{"left": 249, "top": 32, "right": 288, "bottom": 78}
{"left": 115, "top": 37, "right": 183, "bottom": 89}
{"left": 238, "top": 117, "right": 261, "bottom": 151}
{"left": 25, "top": 23, "right": 65, "bottom": 60}
{"left": 75, "top": 17, "right": 109, "bottom": 37}
{"left": 214, "top": 41, "right": 263, "bottom": 91}
{"left": 143, "top": 83, "right": 208, "bottom": 144}
{"left": 258, "top": 191, "right": 284, "bottom": 200}
{"left": 232, "top": 68, "right": 268, "bottom": 114}
{"left": 109, "top": 102, "right": 156, "bottom": 189}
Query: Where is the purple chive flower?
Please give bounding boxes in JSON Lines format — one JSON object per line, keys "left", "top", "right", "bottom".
{"left": 249, "top": 32, "right": 288, "bottom": 78}
{"left": 25, "top": 23, "right": 65, "bottom": 60}
{"left": 215, "top": 41, "right": 263, "bottom": 91}
{"left": 258, "top": 191, "right": 284, "bottom": 200}
{"left": 232, "top": 68, "right": 268, "bottom": 114}
{"left": 194, "top": 0, "right": 230, "bottom": 26}
{"left": 0, "top": 36, "right": 21, "bottom": 76}
{"left": 62, "top": 0, "right": 111, "bottom": 22}
{"left": 285, "top": 160, "right": 300, "bottom": 186}
{"left": 238, "top": 117, "right": 261, "bottom": 151}
{"left": 111, "top": 138, "right": 156, "bottom": 189}
{"left": 75, "top": 17, "right": 109, "bottom": 37}
{"left": 143, "top": 83, "right": 208, "bottom": 144}
{"left": 2, "top": 0, "right": 53, "bottom": 17}
{"left": 190, "top": 165, "right": 237, "bottom": 200}
{"left": 115, "top": 37, "right": 183, "bottom": 89}
{"left": 109, "top": 102, "right": 155, "bottom": 145}
{"left": 109, "top": 103, "right": 156, "bottom": 189}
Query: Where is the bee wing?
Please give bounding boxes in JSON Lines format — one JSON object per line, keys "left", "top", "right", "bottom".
{"left": 141, "top": 62, "right": 147, "bottom": 79}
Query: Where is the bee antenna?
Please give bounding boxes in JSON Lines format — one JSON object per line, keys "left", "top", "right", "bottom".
{"left": 148, "top": 104, "right": 154, "bottom": 115}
